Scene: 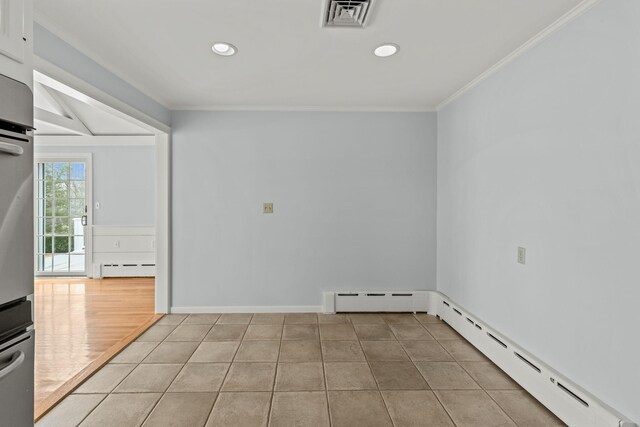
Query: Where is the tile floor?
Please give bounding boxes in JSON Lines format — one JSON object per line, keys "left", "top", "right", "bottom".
{"left": 37, "top": 312, "right": 566, "bottom": 427}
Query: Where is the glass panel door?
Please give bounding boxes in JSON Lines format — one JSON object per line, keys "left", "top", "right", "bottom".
{"left": 35, "top": 161, "right": 87, "bottom": 274}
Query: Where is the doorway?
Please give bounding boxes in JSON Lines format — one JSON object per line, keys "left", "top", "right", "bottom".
{"left": 34, "top": 155, "right": 92, "bottom": 276}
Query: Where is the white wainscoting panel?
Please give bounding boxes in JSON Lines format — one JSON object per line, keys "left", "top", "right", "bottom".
{"left": 92, "top": 225, "right": 156, "bottom": 278}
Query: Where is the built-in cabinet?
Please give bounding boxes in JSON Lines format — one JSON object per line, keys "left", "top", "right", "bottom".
{"left": 0, "top": 0, "right": 32, "bottom": 87}
{"left": 0, "top": 0, "right": 25, "bottom": 63}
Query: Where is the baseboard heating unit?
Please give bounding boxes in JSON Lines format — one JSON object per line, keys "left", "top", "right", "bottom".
{"left": 323, "top": 290, "right": 637, "bottom": 427}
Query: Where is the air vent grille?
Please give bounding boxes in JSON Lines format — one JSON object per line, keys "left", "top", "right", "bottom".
{"left": 324, "top": 0, "right": 374, "bottom": 28}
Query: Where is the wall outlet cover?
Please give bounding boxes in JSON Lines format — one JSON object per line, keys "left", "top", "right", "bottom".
{"left": 517, "top": 247, "right": 526, "bottom": 264}
{"left": 263, "top": 202, "right": 274, "bottom": 214}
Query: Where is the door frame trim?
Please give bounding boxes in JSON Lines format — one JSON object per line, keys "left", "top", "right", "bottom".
{"left": 33, "top": 57, "right": 171, "bottom": 313}
{"left": 33, "top": 152, "right": 93, "bottom": 277}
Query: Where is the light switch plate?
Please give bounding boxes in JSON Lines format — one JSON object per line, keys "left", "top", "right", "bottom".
{"left": 263, "top": 202, "right": 274, "bottom": 214}
{"left": 517, "top": 247, "right": 526, "bottom": 264}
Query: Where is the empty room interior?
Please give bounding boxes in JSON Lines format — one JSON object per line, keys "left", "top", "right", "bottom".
{"left": 0, "top": 0, "right": 638, "bottom": 426}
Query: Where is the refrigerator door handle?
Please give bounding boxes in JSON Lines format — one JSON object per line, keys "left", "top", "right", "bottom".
{"left": 0, "top": 140, "right": 24, "bottom": 156}
{"left": 0, "top": 350, "right": 25, "bottom": 381}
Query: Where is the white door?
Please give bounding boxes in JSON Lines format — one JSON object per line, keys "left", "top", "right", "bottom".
{"left": 34, "top": 154, "right": 93, "bottom": 276}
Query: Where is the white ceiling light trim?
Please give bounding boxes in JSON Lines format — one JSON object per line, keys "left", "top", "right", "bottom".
{"left": 211, "top": 42, "right": 237, "bottom": 56}
{"left": 374, "top": 44, "right": 399, "bottom": 57}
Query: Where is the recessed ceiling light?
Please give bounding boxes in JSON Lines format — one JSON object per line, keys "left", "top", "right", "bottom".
{"left": 374, "top": 44, "right": 399, "bottom": 58}
{"left": 211, "top": 42, "right": 237, "bottom": 56}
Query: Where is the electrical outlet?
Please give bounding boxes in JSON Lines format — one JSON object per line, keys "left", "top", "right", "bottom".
{"left": 263, "top": 203, "right": 274, "bottom": 214}
{"left": 517, "top": 247, "right": 526, "bottom": 265}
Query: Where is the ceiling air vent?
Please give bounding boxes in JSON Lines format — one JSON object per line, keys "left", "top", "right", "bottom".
{"left": 323, "top": 0, "right": 374, "bottom": 28}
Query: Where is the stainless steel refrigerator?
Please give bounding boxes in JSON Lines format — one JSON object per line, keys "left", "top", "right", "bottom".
{"left": 0, "top": 72, "right": 35, "bottom": 426}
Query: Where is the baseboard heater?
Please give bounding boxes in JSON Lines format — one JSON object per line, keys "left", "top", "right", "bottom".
{"left": 323, "top": 290, "right": 637, "bottom": 427}
{"left": 100, "top": 263, "right": 155, "bottom": 278}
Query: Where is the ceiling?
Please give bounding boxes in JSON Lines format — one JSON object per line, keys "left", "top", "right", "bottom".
{"left": 34, "top": 0, "right": 584, "bottom": 111}
{"left": 34, "top": 79, "right": 151, "bottom": 135}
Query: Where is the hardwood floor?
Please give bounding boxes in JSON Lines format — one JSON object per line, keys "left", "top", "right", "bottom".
{"left": 34, "top": 277, "right": 160, "bottom": 420}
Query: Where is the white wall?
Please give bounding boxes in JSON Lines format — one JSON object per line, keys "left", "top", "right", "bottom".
{"left": 171, "top": 111, "right": 437, "bottom": 309}
{"left": 437, "top": 0, "right": 640, "bottom": 421}
{"left": 35, "top": 138, "right": 156, "bottom": 225}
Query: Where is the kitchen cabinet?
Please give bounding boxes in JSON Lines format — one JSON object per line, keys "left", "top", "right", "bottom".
{"left": 0, "top": 0, "right": 25, "bottom": 63}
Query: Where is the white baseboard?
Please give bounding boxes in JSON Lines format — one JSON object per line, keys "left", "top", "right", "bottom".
{"left": 323, "top": 290, "right": 636, "bottom": 427}
{"left": 170, "top": 305, "right": 323, "bottom": 314}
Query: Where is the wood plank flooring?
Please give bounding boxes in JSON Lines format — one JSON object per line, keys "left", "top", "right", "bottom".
{"left": 34, "top": 277, "right": 159, "bottom": 420}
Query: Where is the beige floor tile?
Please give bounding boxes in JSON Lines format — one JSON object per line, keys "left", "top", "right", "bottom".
{"left": 204, "top": 324, "right": 247, "bottom": 341}
{"left": 381, "top": 313, "right": 419, "bottom": 324}
{"left": 353, "top": 324, "right": 395, "bottom": 340}
{"left": 142, "top": 341, "right": 199, "bottom": 364}
{"left": 182, "top": 314, "right": 221, "bottom": 325}
{"left": 251, "top": 313, "right": 285, "bottom": 325}
{"left": 206, "top": 392, "right": 271, "bottom": 427}
{"left": 369, "top": 362, "right": 429, "bottom": 390}
{"left": 222, "top": 363, "right": 276, "bottom": 391}
{"left": 361, "top": 341, "right": 410, "bottom": 361}
{"left": 110, "top": 342, "right": 159, "bottom": 364}
{"left": 244, "top": 324, "right": 283, "bottom": 340}
{"left": 324, "top": 362, "right": 377, "bottom": 390}
{"left": 283, "top": 324, "right": 319, "bottom": 340}
{"left": 234, "top": 340, "right": 280, "bottom": 362}
{"left": 136, "top": 324, "right": 177, "bottom": 342}
{"left": 415, "top": 362, "right": 480, "bottom": 390}
{"left": 319, "top": 324, "right": 357, "bottom": 340}
{"left": 435, "top": 390, "right": 516, "bottom": 427}
{"left": 460, "top": 362, "right": 520, "bottom": 389}
{"left": 275, "top": 362, "right": 325, "bottom": 391}
{"left": 74, "top": 364, "right": 136, "bottom": 394}
{"left": 348, "top": 313, "right": 385, "bottom": 324}
{"left": 389, "top": 324, "right": 434, "bottom": 340}
{"left": 37, "top": 394, "right": 106, "bottom": 427}
{"left": 217, "top": 313, "right": 253, "bottom": 324}
{"left": 79, "top": 393, "right": 161, "bottom": 427}
{"left": 488, "top": 390, "right": 565, "bottom": 426}
{"left": 189, "top": 341, "right": 240, "bottom": 363}
{"left": 168, "top": 363, "right": 230, "bottom": 392}
{"left": 321, "top": 341, "right": 366, "bottom": 362}
{"left": 113, "top": 364, "right": 182, "bottom": 393}
{"left": 270, "top": 392, "right": 330, "bottom": 427}
{"left": 279, "top": 340, "right": 322, "bottom": 362}
{"left": 400, "top": 340, "right": 453, "bottom": 361}
{"left": 142, "top": 392, "right": 216, "bottom": 427}
{"left": 414, "top": 313, "right": 443, "bottom": 324}
{"left": 165, "top": 324, "right": 212, "bottom": 342}
{"left": 156, "top": 314, "right": 187, "bottom": 325}
{"left": 284, "top": 313, "right": 318, "bottom": 324}
{"left": 440, "top": 339, "right": 487, "bottom": 361}
{"left": 424, "top": 323, "right": 461, "bottom": 340}
{"left": 317, "top": 313, "right": 349, "bottom": 324}
{"left": 327, "top": 391, "right": 393, "bottom": 427}
{"left": 382, "top": 390, "right": 454, "bottom": 427}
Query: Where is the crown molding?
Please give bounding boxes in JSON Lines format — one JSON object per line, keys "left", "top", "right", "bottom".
{"left": 436, "top": 0, "right": 603, "bottom": 111}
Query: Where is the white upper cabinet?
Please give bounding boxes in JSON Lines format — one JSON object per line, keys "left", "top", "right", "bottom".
{"left": 0, "top": 0, "right": 25, "bottom": 63}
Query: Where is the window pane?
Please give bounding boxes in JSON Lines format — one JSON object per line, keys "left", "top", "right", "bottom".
{"left": 37, "top": 164, "right": 45, "bottom": 180}
{"left": 53, "top": 236, "right": 70, "bottom": 254}
{"left": 44, "top": 236, "right": 53, "bottom": 254}
{"left": 70, "top": 162, "right": 85, "bottom": 180}
{"left": 71, "top": 235, "right": 85, "bottom": 254}
{"left": 69, "top": 255, "right": 84, "bottom": 272}
{"left": 54, "top": 199, "right": 69, "bottom": 217}
{"left": 44, "top": 199, "right": 54, "bottom": 216}
{"left": 40, "top": 254, "right": 54, "bottom": 272}
{"left": 44, "top": 163, "right": 53, "bottom": 180}
{"left": 52, "top": 254, "right": 70, "bottom": 272}
{"left": 53, "top": 162, "right": 69, "bottom": 181}
{"left": 70, "top": 181, "right": 85, "bottom": 198}
{"left": 70, "top": 199, "right": 84, "bottom": 217}
{"left": 43, "top": 181, "right": 54, "bottom": 199}
{"left": 54, "top": 182, "right": 69, "bottom": 199}
{"left": 54, "top": 217, "right": 69, "bottom": 235}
